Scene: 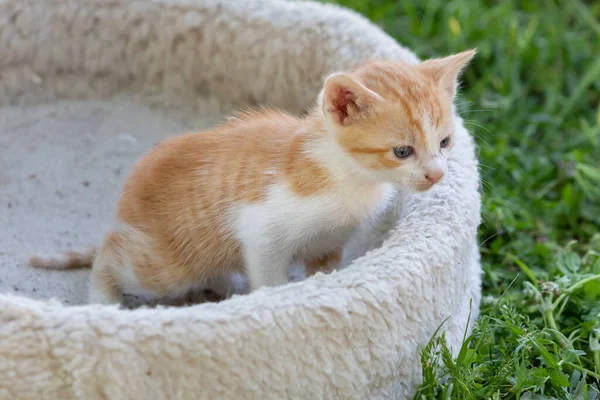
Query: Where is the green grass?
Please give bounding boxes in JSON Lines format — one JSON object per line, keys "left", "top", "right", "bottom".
{"left": 325, "top": 0, "right": 600, "bottom": 397}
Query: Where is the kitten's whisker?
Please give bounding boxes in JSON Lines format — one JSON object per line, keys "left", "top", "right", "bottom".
{"left": 478, "top": 178, "right": 492, "bottom": 191}
{"left": 464, "top": 121, "right": 494, "bottom": 137}
{"left": 455, "top": 100, "right": 476, "bottom": 106}
{"left": 464, "top": 109, "right": 493, "bottom": 114}
{"left": 462, "top": 121, "right": 492, "bottom": 146}
{"left": 467, "top": 131, "right": 490, "bottom": 147}
{"left": 478, "top": 163, "right": 496, "bottom": 171}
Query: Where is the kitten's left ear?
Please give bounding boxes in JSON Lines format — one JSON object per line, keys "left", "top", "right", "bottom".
{"left": 418, "top": 49, "right": 477, "bottom": 98}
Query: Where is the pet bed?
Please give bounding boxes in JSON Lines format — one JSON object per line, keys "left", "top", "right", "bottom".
{"left": 0, "top": 0, "right": 482, "bottom": 398}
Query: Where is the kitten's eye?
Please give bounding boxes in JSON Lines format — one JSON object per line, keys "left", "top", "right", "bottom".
{"left": 440, "top": 136, "right": 451, "bottom": 148}
{"left": 393, "top": 146, "right": 413, "bottom": 159}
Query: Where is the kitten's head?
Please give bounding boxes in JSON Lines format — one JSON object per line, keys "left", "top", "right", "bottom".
{"left": 320, "top": 50, "right": 475, "bottom": 192}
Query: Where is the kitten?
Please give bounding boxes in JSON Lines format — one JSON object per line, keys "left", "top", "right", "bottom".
{"left": 29, "top": 50, "right": 476, "bottom": 304}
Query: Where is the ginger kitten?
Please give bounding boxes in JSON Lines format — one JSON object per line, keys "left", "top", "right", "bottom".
{"left": 30, "top": 50, "right": 476, "bottom": 304}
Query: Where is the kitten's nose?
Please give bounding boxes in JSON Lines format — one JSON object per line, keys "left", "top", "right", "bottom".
{"left": 425, "top": 170, "right": 444, "bottom": 184}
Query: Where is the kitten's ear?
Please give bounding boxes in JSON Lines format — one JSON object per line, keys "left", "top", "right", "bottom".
{"left": 419, "top": 49, "right": 476, "bottom": 98}
{"left": 322, "top": 73, "right": 382, "bottom": 126}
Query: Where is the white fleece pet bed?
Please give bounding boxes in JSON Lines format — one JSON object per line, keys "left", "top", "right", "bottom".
{"left": 0, "top": 0, "right": 482, "bottom": 398}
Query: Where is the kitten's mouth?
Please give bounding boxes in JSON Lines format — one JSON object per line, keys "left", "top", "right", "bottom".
{"left": 415, "top": 182, "right": 436, "bottom": 192}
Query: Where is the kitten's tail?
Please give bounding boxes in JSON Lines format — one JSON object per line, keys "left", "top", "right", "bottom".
{"left": 29, "top": 246, "right": 96, "bottom": 269}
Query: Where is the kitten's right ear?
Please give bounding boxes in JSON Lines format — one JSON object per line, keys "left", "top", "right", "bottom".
{"left": 322, "top": 73, "right": 382, "bottom": 126}
{"left": 418, "top": 49, "right": 476, "bottom": 98}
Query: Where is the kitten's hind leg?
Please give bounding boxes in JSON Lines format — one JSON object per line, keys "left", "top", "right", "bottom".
{"left": 88, "top": 262, "right": 122, "bottom": 305}
{"left": 243, "top": 244, "right": 292, "bottom": 291}
{"left": 87, "top": 234, "right": 123, "bottom": 305}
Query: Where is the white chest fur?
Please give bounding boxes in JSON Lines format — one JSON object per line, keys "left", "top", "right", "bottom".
{"left": 232, "top": 180, "right": 394, "bottom": 289}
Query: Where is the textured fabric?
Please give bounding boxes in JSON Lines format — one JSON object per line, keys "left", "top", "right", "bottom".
{"left": 0, "top": 0, "right": 482, "bottom": 398}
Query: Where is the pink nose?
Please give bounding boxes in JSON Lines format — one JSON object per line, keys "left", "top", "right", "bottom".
{"left": 425, "top": 170, "right": 444, "bottom": 183}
